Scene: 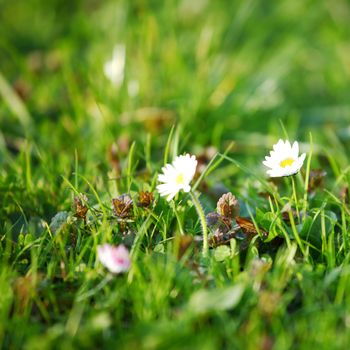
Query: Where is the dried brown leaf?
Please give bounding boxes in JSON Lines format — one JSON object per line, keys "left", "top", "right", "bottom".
{"left": 112, "top": 194, "right": 133, "bottom": 218}
{"left": 137, "top": 191, "right": 154, "bottom": 208}
{"left": 236, "top": 216, "right": 268, "bottom": 239}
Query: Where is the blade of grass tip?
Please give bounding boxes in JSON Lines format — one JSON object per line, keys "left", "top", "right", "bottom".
{"left": 62, "top": 175, "right": 82, "bottom": 197}
{"left": 336, "top": 165, "right": 350, "bottom": 186}
{"left": 324, "top": 147, "right": 341, "bottom": 179}
{"left": 327, "top": 218, "right": 336, "bottom": 269}
{"left": 130, "top": 214, "right": 152, "bottom": 256}
{"left": 43, "top": 222, "right": 53, "bottom": 239}
{"left": 205, "top": 141, "right": 234, "bottom": 178}
{"left": 268, "top": 195, "right": 275, "bottom": 214}
{"left": 264, "top": 197, "right": 281, "bottom": 233}
{"left": 12, "top": 195, "right": 29, "bottom": 228}
{"left": 303, "top": 203, "right": 326, "bottom": 243}
{"left": 172, "top": 125, "right": 180, "bottom": 161}
{"left": 270, "top": 190, "right": 285, "bottom": 211}
{"left": 302, "top": 132, "right": 312, "bottom": 219}
{"left": 323, "top": 189, "right": 342, "bottom": 205}
{"left": 192, "top": 153, "right": 218, "bottom": 191}
{"left": 127, "top": 141, "right": 136, "bottom": 192}
{"left": 192, "top": 141, "right": 234, "bottom": 192}
{"left": 74, "top": 149, "right": 79, "bottom": 189}
{"left": 0, "top": 71, "right": 33, "bottom": 133}
{"left": 36, "top": 228, "right": 53, "bottom": 257}
{"left": 62, "top": 174, "right": 108, "bottom": 218}
{"left": 76, "top": 236, "right": 94, "bottom": 265}
{"left": 24, "top": 141, "right": 33, "bottom": 192}
{"left": 270, "top": 183, "right": 284, "bottom": 207}
{"left": 78, "top": 174, "right": 110, "bottom": 216}
{"left": 279, "top": 119, "right": 290, "bottom": 140}
{"left": 164, "top": 125, "right": 175, "bottom": 165}
{"left": 288, "top": 205, "right": 306, "bottom": 258}
{"left": 145, "top": 133, "right": 152, "bottom": 173}
{"left": 341, "top": 199, "right": 350, "bottom": 253}
{"left": 150, "top": 172, "right": 159, "bottom": 191}
{"left": 321, "top": 208, "right": 326, "bottom": 257}
{"left": 271, "top": 193, "right": 292, "bottom": 247}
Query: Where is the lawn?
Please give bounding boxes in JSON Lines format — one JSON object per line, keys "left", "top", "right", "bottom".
{"left": 1, "top": 0, "right": 350, "bottom": 349}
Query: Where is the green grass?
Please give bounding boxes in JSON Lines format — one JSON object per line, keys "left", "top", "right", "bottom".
{"left": 1, "top": 0, "right": 350, "bottom": 348}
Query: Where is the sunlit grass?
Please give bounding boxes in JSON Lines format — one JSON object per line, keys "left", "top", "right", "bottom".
{"left": 1, "top": 0, "right": 350, "bottom": 349}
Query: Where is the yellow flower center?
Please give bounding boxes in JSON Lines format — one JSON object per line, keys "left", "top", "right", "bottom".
{"left": 280, "top": 158, "right": 295, "bottom": 168}
{"left": 176, "top": 173, "right": 185, "bottom": 185}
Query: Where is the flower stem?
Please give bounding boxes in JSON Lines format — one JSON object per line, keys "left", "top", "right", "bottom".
{"left": 171, "top": 201, "right": 184, "bottom": 235}
{"left": 291, "top": 175, "right": 300, "bottom": 223}
{"left": 190, "top": 190, "right": 208, "bottom": 257}
{"left": 289, "top": 175, "right": 306, "bottom": 258}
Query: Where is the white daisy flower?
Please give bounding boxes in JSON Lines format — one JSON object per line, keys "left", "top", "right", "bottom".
{"left": 97, "top": 244, "right": 131, "bottom": 274}
{"left": 157, "top": 154, "right": 198, "bottom": 201}
{"left": 103, "top": 44, "right": 126, "bottom": 88}
{"left": 263, "top": 139, "right": 306, "bottom": 177}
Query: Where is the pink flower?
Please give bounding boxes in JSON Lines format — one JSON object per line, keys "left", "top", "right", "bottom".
{"left": 97, "top": 244, "right": 131, "bottom": 274}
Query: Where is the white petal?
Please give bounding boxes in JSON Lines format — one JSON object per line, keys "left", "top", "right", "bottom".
{"left": 269, "top": 151, "right": 276, "bottom": 158}
{"left": 157, "top": 153, "right": 197, "bottom": 200}
{"left": 267, "top": 169, "right": 284, "bottom": 177}
{"left": 262, "top": 160, "right": 274, "bottom": 168}
{"left": 284, "top": 140, "right": 292, "bottom": 152}
{"left": 291, "top": 141, "right": 299, "bottom": 158}
{"left": 157, "top": 183, "right": 177, "bottom": 196}
{"left": 298, "top": 153, "right": 306, "bottom": 164}
{"left": 158, "top": 174, "right": 171, "bottom": 183}
{"left": 161, "top": 164, "right": 175, "bottom": 175}
{"left": 273, "top": 139, "right": 284, "bottom": 153}
{"left": 183, "top": 185, "right": 191, "bottom": 192}
{"left": 166, "top": 192, "right": 177, "bottom": 201}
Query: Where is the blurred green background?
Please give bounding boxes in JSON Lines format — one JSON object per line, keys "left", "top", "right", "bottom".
{"left": 1, "top": 0, "right": 350, "bottom": 153}
{"left": 2, "top": 1, "right": 350, "bottom": 348}
{"left": 2, "top": 0, "right": 350, "bottom": 226}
